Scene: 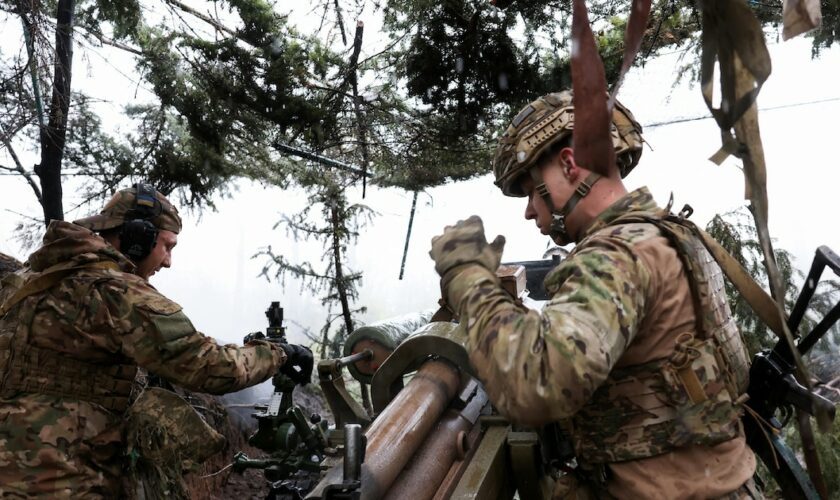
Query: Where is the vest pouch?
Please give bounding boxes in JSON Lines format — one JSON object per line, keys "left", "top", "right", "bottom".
{"left": 659, "top": 333, "right": 742, "bottom": 447}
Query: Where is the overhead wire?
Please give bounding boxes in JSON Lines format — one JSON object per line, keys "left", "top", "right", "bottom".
{"left": 643, "top": 95, "right": 840, "bottom": 128}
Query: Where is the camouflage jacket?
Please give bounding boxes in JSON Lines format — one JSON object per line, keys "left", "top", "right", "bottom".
{"left": 446, "top": 188, "right": 756, "bottom": 499}
{"left": 0, "top": 221, "right": 286, "bottom": 498}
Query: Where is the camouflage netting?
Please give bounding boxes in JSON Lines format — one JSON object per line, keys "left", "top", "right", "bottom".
{"left": 0, "top": 253, "right": 23, "bottom": 305}
{"left": 126, "top": 388, "right": 226, "bottom": 500}
{"left": 0, "top": 253, "right": 22, "bottom": 278}
{"left": 183, "top": 390, "right": 269, "bottom": 500}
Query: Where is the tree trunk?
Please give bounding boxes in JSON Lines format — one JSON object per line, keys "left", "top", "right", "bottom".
{"left": 329, "top": 196, "right": 372, "bottom": 414}
{"left": 37, "top": 0, "right": 75, "bottom": 226}
{"left": 330, "top": 202, "right": 354, "bottom": 343}
{"left": 349, "top": 22, "right": 370, "bottom": 197}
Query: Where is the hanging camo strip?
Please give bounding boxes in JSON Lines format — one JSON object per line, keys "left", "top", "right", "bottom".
{"left": 570, "top": 0, "right": 651, "bottom": 176}
{"left": 782, "top": 0, "right": 822, "bottom": 41}
{"left": 570, "top": 0, "right": 615, "bottom": 177}
{"left": 700, "top": 0, "right": 771, "bottom": 166}
{"left": 609, "top": 0, "right": 652, "bottom": 109}
{"left": 701, "top": 0, "right": 832, "bottom": 437}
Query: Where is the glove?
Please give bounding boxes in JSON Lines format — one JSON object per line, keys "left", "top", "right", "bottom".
{"left": 429, "top": 215, "right": 506, "bottom": 277}
{"left": 243, "top": 331, "right": 266, "bottom": 344}
{"left": 277, "top": 343, "right": 314, "bottom": 385}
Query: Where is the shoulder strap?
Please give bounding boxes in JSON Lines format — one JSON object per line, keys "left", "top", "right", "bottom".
{"left": 0, "top": 261, "right": 120, "bottom": 317}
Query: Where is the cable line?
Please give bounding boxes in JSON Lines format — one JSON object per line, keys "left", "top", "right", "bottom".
{"left": 644, "top": 96, "right": 840, "bottom": 128}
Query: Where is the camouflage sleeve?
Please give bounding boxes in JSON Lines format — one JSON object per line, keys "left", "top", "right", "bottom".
{"left": 446, "top": 235, "right": 651, "bottom": 426}
{"left": 100, "top": 278, "right": 286, "bottom": 394}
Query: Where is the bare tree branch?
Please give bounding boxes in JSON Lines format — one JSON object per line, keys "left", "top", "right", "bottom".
{"left": 64, "top": 176, "right": 126, "bottom": 218}
{"left": 333, "top": 0, "right": 347, "bottom": 45}
{"left": 164, "top": 0, "right": 240, "bottom": 41}
{"left": 348, "top": 21, "right": 370, "bottom": 197}
{"left": 4, "top": 208, "right": 42, "bottom": 223}
{"left": 74, "top": 25, "right": 142, "bottom": 56}
{"left": 1, "top": 130, "right": 43, "bottom": 204}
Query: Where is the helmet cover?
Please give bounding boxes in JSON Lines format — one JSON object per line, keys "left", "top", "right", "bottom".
{"left": 493, "top": 90, "right": 644, "bottom": 196}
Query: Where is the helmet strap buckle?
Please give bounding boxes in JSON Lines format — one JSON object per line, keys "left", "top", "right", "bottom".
{"left": 556, "top": 171, "right": 602, "bottom": 223}
{"left": 575, "top": 178, "right": 594, "bottom": 197}
{"left": 551, "top": 213, "right": 567, "bottom": 235}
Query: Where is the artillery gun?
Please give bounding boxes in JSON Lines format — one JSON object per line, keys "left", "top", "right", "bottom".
{"left": 235, "top": 248, "right": 839, "bottom": 499}
{"left": 232, "top": 262, "right": 567, "bottom": 499}
{"left": 307, "top": 262, "right": 566, "bottom": 500}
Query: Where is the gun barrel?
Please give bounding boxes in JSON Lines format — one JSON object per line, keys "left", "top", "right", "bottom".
{"left": 383, "top": 377, "right": 488, "bottom": 499}
{"left": 382, "top": 408, "right": 473, "bottom": 500}
{"left": 362, "top": 359, "right": 460, "bottom": 498}
{"left": 308, "top": 359, "right": 460, "bottom": 499}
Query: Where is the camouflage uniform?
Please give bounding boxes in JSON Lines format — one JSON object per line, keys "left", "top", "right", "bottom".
{"left": 434, "top": 189, "right": 757, "bottom": 499}
{"left": 0, "top": 221, "right": 286, "bottom": 497}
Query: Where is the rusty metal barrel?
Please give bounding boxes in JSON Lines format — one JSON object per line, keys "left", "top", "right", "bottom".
{"left": 382, "top": 408, "right": 472, "bottom": 500}
{"left": 360, "top": 359, "right": 460, "bottom": 498}
{"left": 382, "top": 376, "right": 488, "bottom": 500}
{"left": 307, "top": 358, "right": 460, "bottom": 499}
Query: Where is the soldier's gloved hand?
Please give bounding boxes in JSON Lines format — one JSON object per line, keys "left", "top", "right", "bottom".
{"left": 243, "top": 331, "right": 266, "bottom": 344}
{"left": 429, "top": 215, "right": 506, "bottom": 278}
{"left": 277, "top": 343, "right": 314, "bottom": 385}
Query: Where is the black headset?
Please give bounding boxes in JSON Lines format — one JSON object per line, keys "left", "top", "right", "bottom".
{"left": 120, "top": 182, "right": 161, "bottom": 262}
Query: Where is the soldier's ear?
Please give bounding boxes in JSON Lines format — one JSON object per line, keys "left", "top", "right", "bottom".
{"left": 558, "top": 147, "right": 578, "bottom": 180}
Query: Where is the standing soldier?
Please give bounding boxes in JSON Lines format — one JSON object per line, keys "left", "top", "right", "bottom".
{"left": 0, "top": 184, "right": 313, "bottom": 497}
{"left": 429, "top": 91, "right": 761, "bottom": 498}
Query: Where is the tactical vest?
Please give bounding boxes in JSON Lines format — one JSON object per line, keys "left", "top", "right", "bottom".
{"left": 0, "top": 261, "right": 137, "bottom": 412}
{"left": 570, "top": 210, "right": 751, "bottom": 464}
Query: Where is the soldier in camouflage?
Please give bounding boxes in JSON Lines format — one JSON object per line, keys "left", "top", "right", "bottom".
{"left": 0, "top": 185, "right": 313, "bottom": 497}
{"left": 430, "top": 91, "right": 761, "bottom": 499}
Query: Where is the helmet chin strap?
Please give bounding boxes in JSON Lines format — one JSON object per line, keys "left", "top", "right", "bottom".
{"left": 529, "top": 168, "right": 601, "bottom": 245}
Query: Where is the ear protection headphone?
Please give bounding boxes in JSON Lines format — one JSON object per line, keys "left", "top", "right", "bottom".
{"left": 120, "top": 183, "right": 161, "bottom": 262}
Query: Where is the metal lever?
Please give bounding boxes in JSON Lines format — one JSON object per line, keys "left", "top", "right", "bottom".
{"left": 337, "top": 350, "right": 373, "bottom": 369}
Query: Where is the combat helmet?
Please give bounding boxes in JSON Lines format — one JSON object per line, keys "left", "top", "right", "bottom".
{"left": 73, "top": 185, "right": 182, "bottom": 234}
{"left": 493, "top": 90, "right": 644, "bottom": 197}
{"left": 74, "top": 183, "right": 182, "bottom": 262}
